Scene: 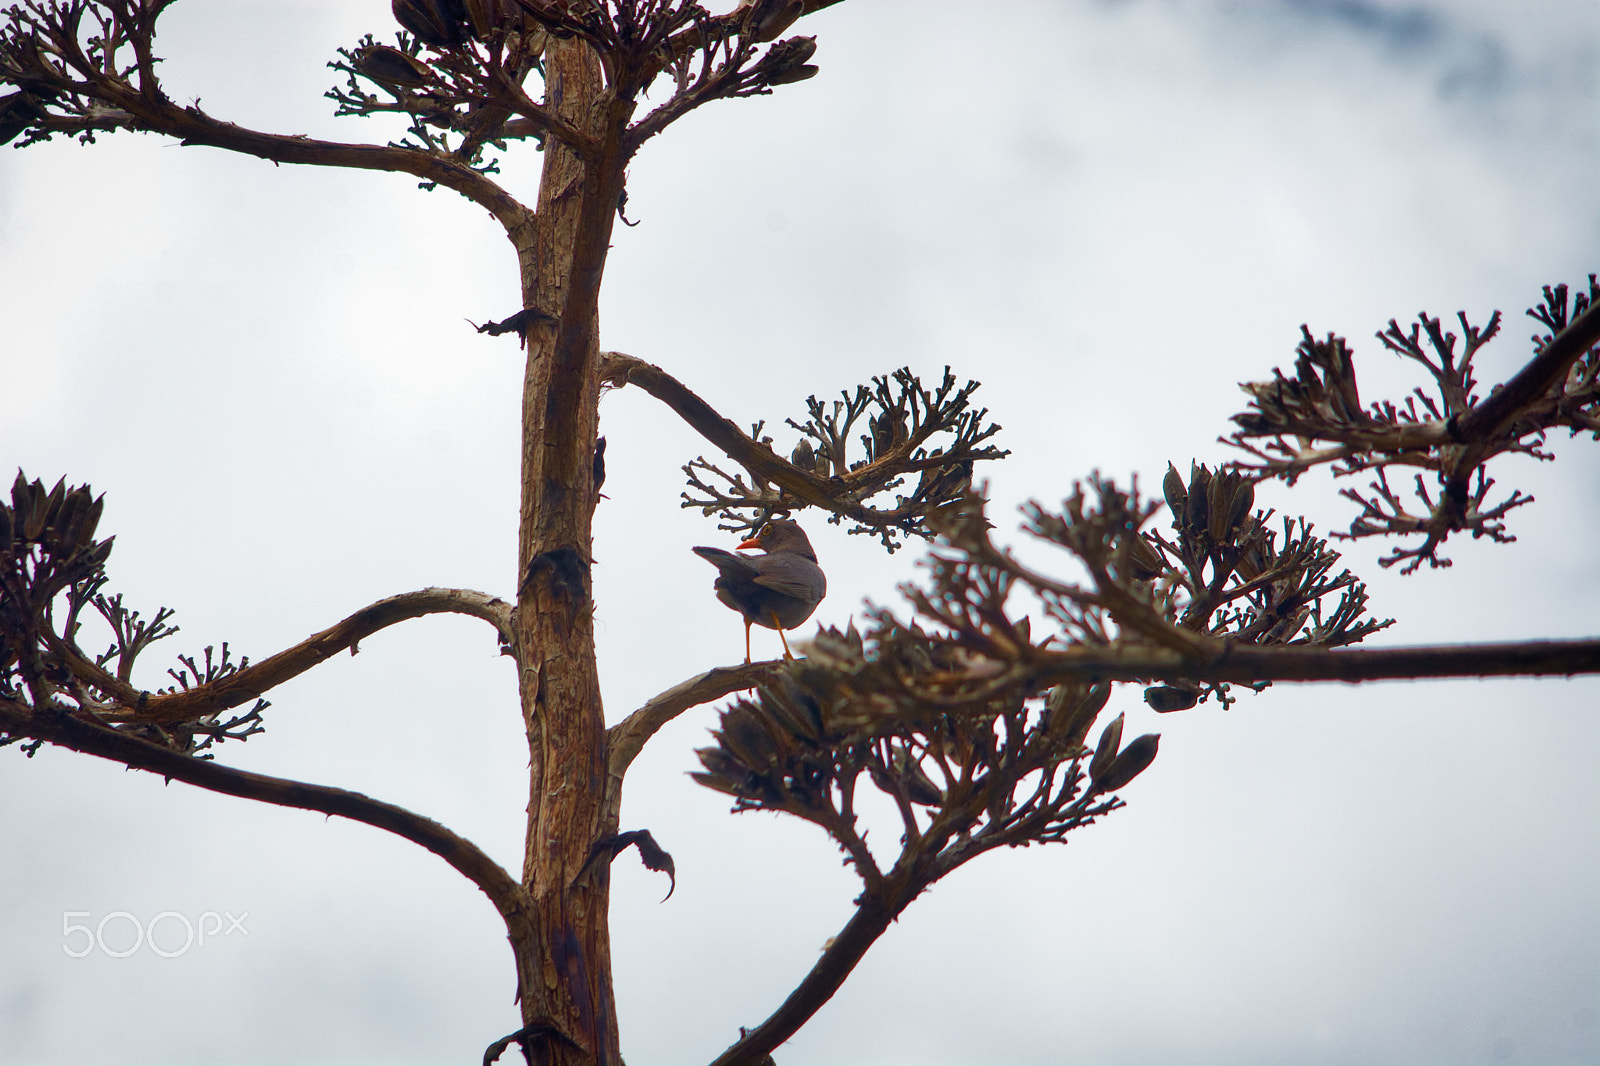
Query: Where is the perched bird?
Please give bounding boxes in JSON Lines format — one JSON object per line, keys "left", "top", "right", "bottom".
{"left": 693, "top": 520, "right": 825, "bottom": 663}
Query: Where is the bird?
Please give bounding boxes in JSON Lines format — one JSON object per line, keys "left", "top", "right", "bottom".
{"left": 693, "top": 519, "right": 826, "bottom": 664}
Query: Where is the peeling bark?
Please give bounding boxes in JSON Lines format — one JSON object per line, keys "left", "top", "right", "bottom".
{"left": 510, "top": 35, "right": 626, "bottom": 1065}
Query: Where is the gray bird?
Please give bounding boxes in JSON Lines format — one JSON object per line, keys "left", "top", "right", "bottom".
{"left": 693, "top": 520, "right": 826, "bottom": 663}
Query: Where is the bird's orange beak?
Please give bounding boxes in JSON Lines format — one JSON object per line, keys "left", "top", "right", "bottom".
{"left": 736, "top": 532, "right": 763, "bottom": 550}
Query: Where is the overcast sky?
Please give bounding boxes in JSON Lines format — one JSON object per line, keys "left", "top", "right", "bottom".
{"left": 2, "top": 1, "right": 1598, "bottom": 1064}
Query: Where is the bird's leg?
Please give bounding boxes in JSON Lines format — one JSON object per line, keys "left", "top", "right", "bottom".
{"left": 772, "top": 612, "right": 795, "bottom": 660}
{"left": 744, "top": 618, "right": 753, "bottom": 665}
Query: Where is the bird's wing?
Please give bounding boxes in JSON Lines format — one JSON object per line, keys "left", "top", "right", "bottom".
{"left": 752, "top": 556, "right": 825, "bottom": 600}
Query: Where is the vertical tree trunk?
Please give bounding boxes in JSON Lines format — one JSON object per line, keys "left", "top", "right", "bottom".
{"left": 511, "top": 35, "right": 629, "bottom": 1066}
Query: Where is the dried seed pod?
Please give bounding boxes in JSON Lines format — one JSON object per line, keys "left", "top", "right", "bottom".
{"left": 514, "top": 25, "right": 549, "bottom": 60}
{"left": 1124, "top": 532, "right": 1165, "bottom": 581}
{"left": 10, "top": 470, "right": 32, "bottom": 515}
{"left": 1088, "top": 712, "right": 1125, "bottom": 784}
{"left": 768, "top": 63, "right": 819, "bottom": 85}
{"left": 1225, "top": 477, "right": 1255, "bottom": 537}
{"left": 761, "top": 36, "right": 819, "bottom": 86}
{"left": 0, "top": 91, "right": 38, "bottom": 147}
{"left": 392, "top": 0, "right": 471, "bottom": 48}
{"left": 687, "top": 772, "right": 734, "bottom": 796}
{"left": 1207, "top": 470, "right": 1254, "bottom": 543}
{"left": 743, "top": 0, "right": 805, "bottom": 42}
{"left": 353, "top": 44, "right": 434, "bottom": 90}
{"left": 1143, "top": 684, "right": 1199, "bottom": 713}
{"left": 46, "top": 486, "right": 88, "bottom": 551}
{"left": 88, "top": 536, "right": 115, "bottom": 567}
{"left": 880, "top": 632, "right": 934, "bottom": 675}
{"left": 810, "top": 440, "right": 831, "bottom": 476}
{"left": 462, "top": 0, "right": 519, "bottom": 38}
{"left": 1162, "top": 462, "right": 1187, "bottom": 519}
{"left": 1045, "top": 683, "right": 1079, "bottom": 715}
{"left": 1264, "top": 605, "right": 1311, "bottom": 644}
{"left": 790, "top": 438, "right": 815, "bottom": 473}
{"left": 1095, "top": 734, "right": 1159, "bottom": 791}
{"left": 1184, "top": 464, "right": 1210, "bottom": 541}
{"left": 893, "top": 747, "right": 943, "bottom": 806}
{"left": 19, "top": 480, "right": 49, "bottom": 542}
{"left": 0, "top": 87, "right": 58, "bottom": 147}
{"left": 718, "top": 705, "right": 781, "bottom": 769}
{"left": 1045, "top": 681, "right": 1111, "bottom": 751}
{"left": 919, "top": 456, "right": 973, "bottom": 502}
{"left": 695, "top": 746, "right": 740, "bottom": 779}
{"left": 1205, "top": 469, "right": 1230, "bottom": 542}
{"left": 78, "top": 494, "right": 104, "bottom": 548}
{"left": 1233, "top": 520, "right": 1267, "bottom": 580}
{"left": 41, "top": 477, "right": 66, "bottom": 525}
{"left": 771, "top": 674, "right": 825, "bottom": 740}
{"left": 870, "top": 403, "right": 907, "bottom": 458}
{"left": 694, "top": 745, "right": 774, "bottom": 801}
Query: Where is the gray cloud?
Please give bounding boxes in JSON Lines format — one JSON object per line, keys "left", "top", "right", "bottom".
{"left": 2, "top": 1, "right": 1597, "bottom": 1063}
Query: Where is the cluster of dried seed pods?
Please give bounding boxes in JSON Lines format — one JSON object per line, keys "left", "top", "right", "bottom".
{"left": 0, "top": 472, "right": 112, "bottom": 595}
{"left": 391, "top": 0, "right": 537, "bottom": 48}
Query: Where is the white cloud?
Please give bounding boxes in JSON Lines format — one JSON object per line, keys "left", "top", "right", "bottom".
{"left": 2, "top": 2, "right": 1597, "bottom": 1063}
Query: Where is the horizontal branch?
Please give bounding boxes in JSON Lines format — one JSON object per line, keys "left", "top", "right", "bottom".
{"left": 607, "top": 661, "right": 781, "bottom": 780}
{"left": 0, "top": 696, "right": 532, "bottom": 930}
{"left": 130, "top": 588, "right": 513, "bottom": 724}
{"left": 168, "top": 106, "right": 531, "bottom": 230}
{"left": 1031, "top": 636, "right": 1600, "bottom": 686}
{"left": 38, "top": 87, "right": 533, "bottom": 230}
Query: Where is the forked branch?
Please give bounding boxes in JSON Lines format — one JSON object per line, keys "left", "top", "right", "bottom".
{"left": 1227, "top": 277, "right": 1600, "bottom": 570}
{"left": 600, "top": 351, "right": 1006, "bottom": 547}
{"left": 0, "top": 1, "right": 532, "bottom": 227}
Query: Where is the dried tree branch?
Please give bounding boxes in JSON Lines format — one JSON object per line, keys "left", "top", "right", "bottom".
{"left": 606, "top": 661, "right": 782, "bottom": 779}
{"left": 601, "top": 350, "right": 848, "bottom": 505}
{"left": 600, "top": 351, "right": 999, "bottom": 541}
{"left": 1025, "top": 637, "right": 1600, "bottom": 687}
{"left": 0, "top": 694, "right": 533, "bottom": 930}
{"left": 1455, "top": 294, "right": 1600, "bottom": 441}
{"left": 1226, "top": 279, "right": 1599, "bottom": 570}
{"left": 132, "top": 106, "right": 533, "bottom": 230}
{"left": 129, "top": 588, "right": 513, "bottom": 724}
{"left": 707, "top": 887, "right": 906, "bottom": 1066}
{"left": 1, "top": 1, "right": 537, "bottom": 226}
